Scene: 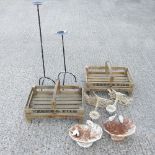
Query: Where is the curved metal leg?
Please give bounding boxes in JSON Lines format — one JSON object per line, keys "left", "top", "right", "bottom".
{"left": 39, "top": 77, "right": 44, "bottom": 85}
{"left": 57, "top": 71, "right": 77, "bottom": 85}
{"left": 57, "top": 72, "right": 64, "bottom": 80}
{"left": 39, "top": 76, "right": 55, "bottom": 86}
{"left": 41, "top": 78, "right": 45, "bottom": 85}
{"left": 66, "top": 72, "right": 77, "bottom": 82}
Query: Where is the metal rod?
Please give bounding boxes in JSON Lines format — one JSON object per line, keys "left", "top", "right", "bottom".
{"left": 63, "top": 73, "right": 66, "bottom": 85}
{"left": 33, "top": 3, "right": 55, "bottom": 85}
{"left": 62, "top": 35, "right": 67, "bottom": 72}
{"left": 36, "top": 4, "right": 46, "bottom": 77}
{"left": 56, "top": 30, "right": 77, "bottom": 85}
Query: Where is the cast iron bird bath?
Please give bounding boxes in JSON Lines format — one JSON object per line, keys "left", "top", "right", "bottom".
{"left": 33, "top": 0, "right": 55, "bottom": 85}
{"left": 56, "top": 30, "right": 77, "bottom": 85}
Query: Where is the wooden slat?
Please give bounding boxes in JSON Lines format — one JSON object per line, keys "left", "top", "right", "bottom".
{"left": 127, "top": 70, "right": 134, "bottom": 84}
{"left": 87, "top": 66, "right": 106, "bottom": 69}
{"left": 87, "top": 78, "right": 129, "bottom": 82}
{"left": 60, "top": 91, "right": 80, "bottom": 94}
{"left": 34, "top": 85, "right": 55, "bottom": 89}
{"left": 85, "top": 67, "right": 88, "bottom": 82}
{"left": 88, "top": 86, "right": 132, "bottom": 89}
{"left": 57, "top": 94, "right": 81, "bottom": 99}
{"left": 32, "top": 97, "right": 81, "bottom": 101}
{"left": 87, "top": 66, "right": 126, "bottom": 70}
{"left": 25, "top": 83, "right": 84, "bottom": 122}
{"left": 59, "top": 91, "right": 81, "bottom": 95}
{"left": 87, "top": 85, "right": 131, "bottom": 88}
{"left": 88, "top": 69, "right": 125, "bottom": 73}
{"left": 88, "top": 72, "right": 126, "bottom": 75}
{"left": 52, "top": 80, "right": 60, "bottom": 101}
{"left": 31, "top": 105, "right": 80, "bottom": 109}
{"left": 56, "top": 98, "right": 81, "bottom": 101}
{"left": 25, "top": 88, "right": 33, "bottom": 107}
{"left": 56, "top": 100, "right": 82, "bottom": 104}
{"left": 87, "top": 74, "right": 127, "bottom": 78}
{"left": 87, "top": 81, "right": 130, "bottom": 84}
{"left": 33, "top": 92, "right": 53, "bottom": 97}
{"left": 27, "top": 113, "right": 83, "bottom": 117}
{"left": 33, "top": 107, "right": 83, "bottom": 111}
{"left": 51, "top": 80, "right": 61, "bottom": 111}
{"left": 61, "top": 85, "right": 80, "bottom": 89}
{"left": 31, "top": 100, "right": 82, "bottom": 105}
{"left": 57, "top": 94, "right": 81, "bottom": 97}
{"left": 87, "top": 78, "right": 127, "bottom": 82}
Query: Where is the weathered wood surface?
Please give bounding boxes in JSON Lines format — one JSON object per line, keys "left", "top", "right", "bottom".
{"left": 85, "top": 62, "right": 134, "bottom": 94}
{"left": 25, "top": 81, "right": 84, "bottom": 123}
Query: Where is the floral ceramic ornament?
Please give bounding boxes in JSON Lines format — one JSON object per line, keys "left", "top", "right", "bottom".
{"left": 69, "top": 120, "right": 103, "bottom": 148}
{"left": 103, "top": 115, "right": 136, "bottom": 141}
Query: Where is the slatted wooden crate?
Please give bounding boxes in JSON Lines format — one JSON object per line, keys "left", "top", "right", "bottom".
{"left": 85, "top": 61, "right": 134, "bottom": 94}
{"left": 25, "top": 81, "right": 84, "bottom": 123}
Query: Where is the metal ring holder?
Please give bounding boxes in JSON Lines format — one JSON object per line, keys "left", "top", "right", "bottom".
{"left": 33, "top": 1, "right": 55, "bottom": 85}
{"left": 56, "top": 31, "right": 77, "bottom": 85}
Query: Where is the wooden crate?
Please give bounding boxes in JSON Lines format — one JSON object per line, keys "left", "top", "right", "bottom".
{"left": 85, "top": 61, "right": 134, "bottom": 94}
{"left": 25, "top": 81, "right": 84, "bottom": 123}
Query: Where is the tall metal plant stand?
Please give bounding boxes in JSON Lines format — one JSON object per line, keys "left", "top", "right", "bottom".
{"left": 57, "top": 31, "right": 77, "bottom": 85}
{"left": 33, "top": 1, "right": 55, "bottom": 85}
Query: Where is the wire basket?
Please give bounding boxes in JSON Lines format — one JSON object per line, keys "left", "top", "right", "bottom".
{"left": 83, "top": 91, "right": 113, "bottom": 108}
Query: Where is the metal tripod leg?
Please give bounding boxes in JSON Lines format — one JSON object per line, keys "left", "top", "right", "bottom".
{"left": 39, "top": 77, "right": 55, "bottom": 86}
{"left": 33, "top": 2, "right": 55, "bottom": 86}
{"left": 57, "top": 72, "right": 77, "bottom": 85}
